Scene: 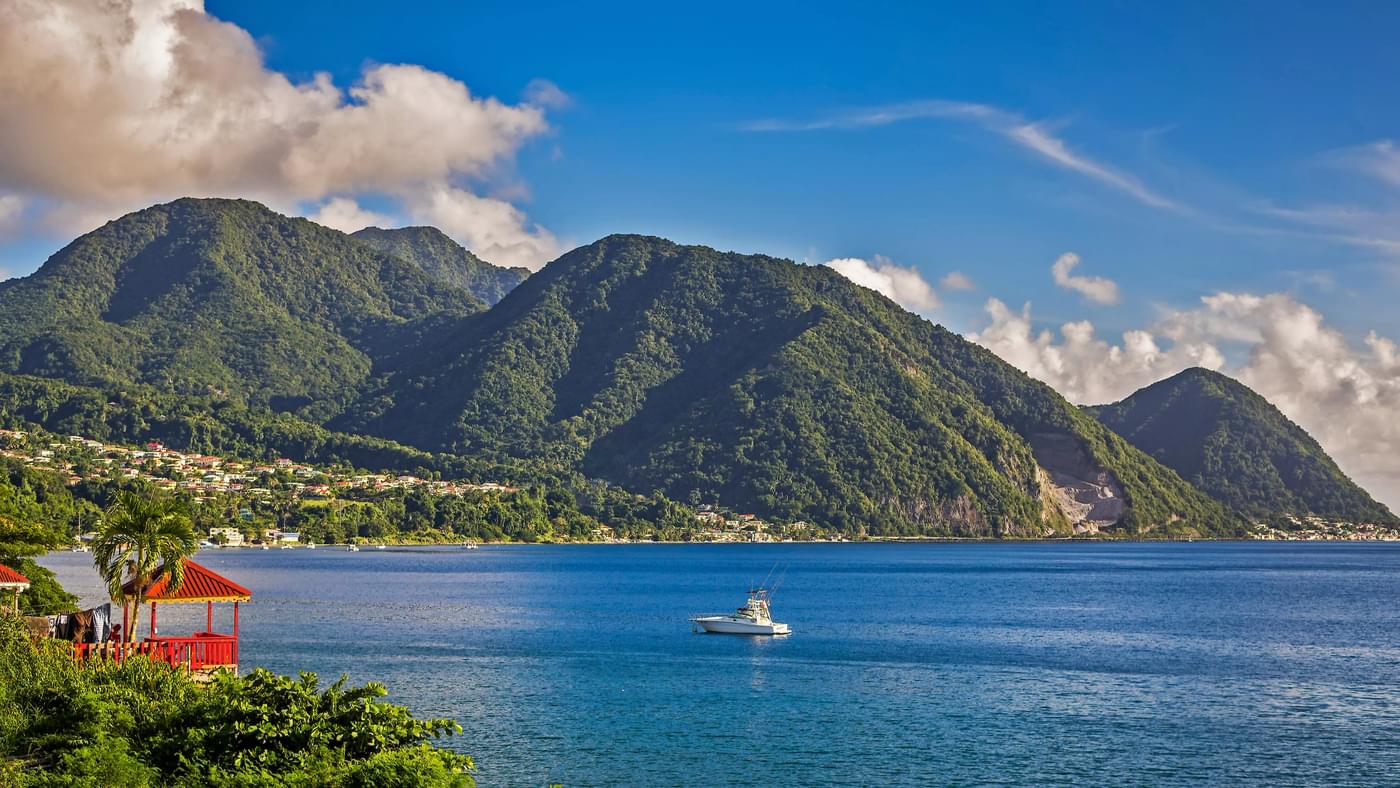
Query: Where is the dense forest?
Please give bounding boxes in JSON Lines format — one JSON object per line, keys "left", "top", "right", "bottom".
{"left": 340, "top": 234, "right": 1240, "bottom": 537}
{"left": 352, "top": 226, "right": 529, "bottom": 305}
{"left": 0, "top": 198, "right": 483, "bottom": 421}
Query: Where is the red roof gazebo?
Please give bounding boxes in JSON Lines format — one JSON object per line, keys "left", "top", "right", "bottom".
{"left": 111, "top": 559, "right": 252, "bottom": 673}
{"left": 0, "top": 564, "right": 29, "bottom": 612}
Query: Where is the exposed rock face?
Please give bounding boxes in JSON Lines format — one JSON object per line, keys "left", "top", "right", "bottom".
{"left": 1030, "top": 432, "right": 1124, "bottom": 533}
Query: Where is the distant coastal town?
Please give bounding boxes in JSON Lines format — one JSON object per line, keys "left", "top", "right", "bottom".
{"left": 2, "top": 426, "right": 1395, "bottom": 544}
{"left": 0, "top": 427, "right": 824, "bottom": 545}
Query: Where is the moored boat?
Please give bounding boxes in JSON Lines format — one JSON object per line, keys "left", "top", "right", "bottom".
{"left": 691, "top": 588, "right": 790, "bottom": 636}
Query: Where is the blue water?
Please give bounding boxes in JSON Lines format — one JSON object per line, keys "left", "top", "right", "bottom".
{"left": 41, "top": 542, "right": 1400, "bottom": 786}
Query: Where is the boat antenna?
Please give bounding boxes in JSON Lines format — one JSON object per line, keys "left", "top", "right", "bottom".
{"left": 770, "top": 562, "right": 790, "bottom": 595}
{"left": 757, "top": 562, "right": 778, "bottom": 592}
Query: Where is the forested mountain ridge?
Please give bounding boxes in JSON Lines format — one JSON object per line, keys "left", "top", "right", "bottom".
{"left": 338, "top": 234, "right": 1242, "bottom": 537}
{"left": 351, "top": 226, "right": 529, "bottom": 305}
{"left": 0, "top": 199, "right": 483, "bottom": 420}
{"left": 1089, "top": 367, "right": 1397, "bottom": 525}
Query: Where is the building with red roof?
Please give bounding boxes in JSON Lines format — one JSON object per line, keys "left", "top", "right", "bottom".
{"left": 0, "top": 564, "right": 29, "bottom": 612}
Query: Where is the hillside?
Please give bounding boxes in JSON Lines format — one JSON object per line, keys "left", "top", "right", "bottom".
{"left": 352, "top": 226, "right": 529, "bottom": 305}
{"left": 0, "top": 199, "right": 483, "bottom": 420}
{"left": 1090, "top": 368, "right": 1397, "bottom": 524}
{"left": 338, "top": 234, "right": 1241, "bottom": 537}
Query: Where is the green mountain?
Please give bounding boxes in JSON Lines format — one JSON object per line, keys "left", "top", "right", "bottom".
{"left": 0, "top": 199, "right": 482, "bottom": 420}
{"left": 1089, "top": 367, "right": 1397, "bottom": 524}
{"left": 351, "top": 226, "right": 529, "bottom": 305}
{"left": 338, "top": 234, "right": 1241, "bottom": 537}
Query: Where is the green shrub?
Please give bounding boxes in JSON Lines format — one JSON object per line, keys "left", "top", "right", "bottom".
{"left": 0, "top": 614, "right": 474, "bottom": 786}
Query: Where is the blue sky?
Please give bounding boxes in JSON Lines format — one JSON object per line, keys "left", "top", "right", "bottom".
{"left": 3, "top": 1, "right": 1400, "bottom": 505}
{"left": 194, "top": 0, "right": 1400, "bottom": 341}
{"left": 4, "top": 2, "right": 1397, "bottom": 335}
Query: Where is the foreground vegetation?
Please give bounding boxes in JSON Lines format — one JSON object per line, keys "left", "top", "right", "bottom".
{"left": 0, "top": 615, "right": 473, "bottom": 787}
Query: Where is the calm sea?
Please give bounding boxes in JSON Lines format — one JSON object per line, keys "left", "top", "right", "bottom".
{"left": 40, "top": 542, "right": 1400, "bottom": 786}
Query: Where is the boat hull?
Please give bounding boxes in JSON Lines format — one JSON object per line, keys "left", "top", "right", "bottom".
{"left": 692, "top": 616, "right": 790, "bottom": 636}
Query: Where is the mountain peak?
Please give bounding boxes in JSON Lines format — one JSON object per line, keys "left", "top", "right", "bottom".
{"left": 337, "top": 234, "right": 1239, "bottom": 537}
{"left": 0, "top": 198, "right": 482, "bottom": 416}
{"left": 1093, "top": 369, "right": 1396, "bottom": 524}
{"left": 351, "top": 225, "right": 527, "bottom": 304}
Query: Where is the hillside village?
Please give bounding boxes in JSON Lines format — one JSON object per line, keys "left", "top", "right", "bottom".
{"left": 0, "top": 428, "right": 516, "bottom": 502}
{"left": 0, "top": 427, "right": 813, "bottom": 543}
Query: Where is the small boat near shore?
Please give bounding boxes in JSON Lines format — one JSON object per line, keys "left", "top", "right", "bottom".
{"left": 691, "top": 588, "right": 790, "bottom": 636}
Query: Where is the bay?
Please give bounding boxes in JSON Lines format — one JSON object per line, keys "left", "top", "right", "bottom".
{"left": 40, "top": 542, "right": 1400, "bottom": 786}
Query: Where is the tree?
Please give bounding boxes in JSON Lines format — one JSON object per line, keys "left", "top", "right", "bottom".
{"left": 92, "top": 491, "right": 198, "bottom": 642}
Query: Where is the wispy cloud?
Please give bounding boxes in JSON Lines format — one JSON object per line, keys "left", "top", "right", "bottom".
{"left": 743, "top": 100, "right": 1182, "bottom": 211}
{"left": 1253, "top": 202, "right": 1400, "bottom": 256}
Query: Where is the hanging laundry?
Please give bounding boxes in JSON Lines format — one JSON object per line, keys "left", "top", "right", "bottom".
{"left": 69, "top": 609, "right": 93, "bottom": 642}
{"left": 89, "top": 603, "right": 111, "bottom": 643}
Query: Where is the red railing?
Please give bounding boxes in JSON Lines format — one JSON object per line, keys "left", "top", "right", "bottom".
{"left": 74, "top": 633, "right": 237, "bottom": 671}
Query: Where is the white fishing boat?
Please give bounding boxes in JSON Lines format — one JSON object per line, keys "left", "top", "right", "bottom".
{"left": 464, "top": 542, "right": 479, "bottom": 550}
{"left": 349, "top": 545, "right": 360, "bottom": 552}
{"left": 691, "top": 588, "right": 790, "bottom": 636}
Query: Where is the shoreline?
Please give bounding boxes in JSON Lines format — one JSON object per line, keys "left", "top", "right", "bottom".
{"left": 193, "top": 534, "right": 1400, "bottom": 550}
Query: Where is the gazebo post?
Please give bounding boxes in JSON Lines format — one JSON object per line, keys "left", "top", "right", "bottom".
{"left": 122, "top": 603, "right": 129, "bottom": 641}
{"left": 119, "top": 560, "right": 250, "bottom": 671}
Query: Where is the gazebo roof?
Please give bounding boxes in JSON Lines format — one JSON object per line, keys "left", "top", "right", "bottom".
{"left": 0, "top": 564, "right": 30, "bottom": 590}
{"left": 122, "top": 559, "right": 251, "bottom": 603}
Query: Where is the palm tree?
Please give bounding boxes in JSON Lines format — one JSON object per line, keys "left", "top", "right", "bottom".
{"left": 92, "top": 491, "right": 199, "bottom": 642}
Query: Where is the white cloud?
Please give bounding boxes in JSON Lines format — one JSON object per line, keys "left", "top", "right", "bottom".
{"left": 524, "top": 78, "right": 572, "bottom": 110}
{"left": 743, "top": 99, "right": 1181, "bottom": 211}
{"left": 1330, "top": 139, "right": 1400, "bottom": 190}
{"left": 308, "top": 197, "right": 392, "bottom": 234}
{"left": 0, "top": 0, "right": 563, "bottom": 267}
{"left": 969, "top": 298, "right": 1223, "bottom": 407}
{"left": 969, "top": 292, "right": 1400, "bottom": 512}
{"left": 408, "top": 184, "right": 562, "bottom": 270}
{"left": 1007, "top": 123, "right": 1178, "bottom": 210}
{"left": 824, "top": 255, "right": 939, "bottom": 312}
{"left": 940, "top": 271, "right": 975, "bottom": 290}
{"left": 1050, "top": 252, "right": 1120, "bottom": 304}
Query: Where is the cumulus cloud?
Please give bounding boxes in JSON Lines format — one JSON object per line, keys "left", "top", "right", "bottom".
{"left": 308, "top": 198, "right": 392, "bottom": 234}
{"left": 407, "top": 185, "right": 561, "bottom": 270}
{"left": 969, "top": 298, "right": 1223, "bottom": 406}
{"left": 940, "top": 271, "right": 975, "bottom": 291}
{"left": 969, "top": 292, "right": 1400, "bottom": 512}
{"left": 1050, "top": 252, "right": 1120, "bottom": 304}
{"left": 824, "top": 255, "right": 939, "bottom": 312}
{"left": 0, "top": 0, "right": 563, "bottom": 268}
